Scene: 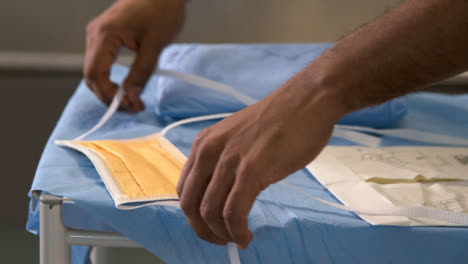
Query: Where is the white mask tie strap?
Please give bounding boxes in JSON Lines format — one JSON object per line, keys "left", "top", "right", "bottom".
{"left": 74, "top": 69, "right": 255, "bottom": 140}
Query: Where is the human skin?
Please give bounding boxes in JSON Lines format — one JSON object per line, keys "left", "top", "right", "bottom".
{"left": 84, "top": 0, "right": 185, "bottom": 112}
{"left": 85, "top": 0, "right": 468, "bottom": 249}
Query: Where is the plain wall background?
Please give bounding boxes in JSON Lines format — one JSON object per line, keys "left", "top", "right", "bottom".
{"left": 0, "top": 0, "right": 405, "bottom": 226}
{"left": 0, "top": 0, "right": 402, "bottom": 52}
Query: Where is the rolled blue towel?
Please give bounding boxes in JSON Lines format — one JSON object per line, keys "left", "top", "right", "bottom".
{"left": 155, "top": 44, "right": 407, "bottom": 128}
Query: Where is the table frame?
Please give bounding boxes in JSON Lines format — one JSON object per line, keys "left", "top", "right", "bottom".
{"left": 38, "top": 193, "right": 141, "bottom": 264}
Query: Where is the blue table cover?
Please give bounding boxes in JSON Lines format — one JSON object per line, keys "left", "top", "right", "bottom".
{"left": 155, "top": 44, "right": 407, "bottom": 128}
{"left": 27, "top": 48, "right": 468, "bottom": 264}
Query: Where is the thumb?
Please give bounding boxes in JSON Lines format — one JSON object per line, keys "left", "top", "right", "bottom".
{"left": 123, "top": 39, "right": 161, "bottom": 112}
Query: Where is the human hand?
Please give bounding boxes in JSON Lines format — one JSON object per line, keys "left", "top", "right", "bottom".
{"left": 84, "top": 0, "right": 185, "bottom": 112}
{"left": 177, "top": 71, "right": 348, "bottom": 249}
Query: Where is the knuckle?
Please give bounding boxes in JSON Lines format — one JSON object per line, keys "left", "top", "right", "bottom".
{"left": 83, "top": 68, "right": 98, "bottom": 83}
{"left": 199, "top": 203, "right": 216, "bottom": 222}
{"left": 200, "top": 204, "right": 225, "bottom": 227}
{"left": 222, "top": 207, "right": 241, "bottom": 225}
{"left": 176, "top": 184, "right": 182, "bottom": 197}
{"left": 193, "top": 131, "right": 208, "bottom": 147}
{"left": 193, "top": 128, "right": 223, "bottom": 145}
{"left": 179, "top": 199, "right": 196, "bottom": 216}
{"left": 269, "top": 123, "right": 286, "bottom": 141}
{"left": 93, "top": 21, "right": 113, "bottom": 35}
{"left": 213, "top": 155, "right": 239, "bottom": 180}
{"left": 240, "top": 165, "right": 268, "bottom": 191}
{"left": 176, "top": 184, "right": 183, "bottom": 198}
{"left": 86, "top": 20, "right": 115, "bottom": 41}
{"left": 237, "top": 161, "right": 266, "bottom": 190}
{"left": 221, "top": 152, "right": 240, "bottom": 167}
{"left": 197, "top": 141, "right": 217, "bottom": 160}
{"left": 192, "top": 130, "right": 224, "bottom": 159}
{"left": 86, "top": 20, "right": 97, "bottom": 35}
{"left": 83, "top": 60, "right": 99, "bottom": 80}
{"left": 84, "top": 79, "right": 94, "bottom": 90}
{"left": 236, "top": 162, "right": 252, "bottom": 179}
{"left": 247, "top": 161, "right": 270, "bottom": 191}
{"left": 253, "top": 176, "right": 269, "bottom": 192}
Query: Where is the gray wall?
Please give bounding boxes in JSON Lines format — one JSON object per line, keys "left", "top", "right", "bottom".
{"left": 1, "top": 70, "right": 82, "bottom": 226}
{"left": 0, "top": 0, "right": 401, "bottom": 53}
{"left": 0, "top": 0, "right": 425, "bottom": 227}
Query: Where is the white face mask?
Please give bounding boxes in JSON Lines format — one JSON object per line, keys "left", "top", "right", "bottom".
{"left": 56, "top": 69, "right": 468, "bottom": 226}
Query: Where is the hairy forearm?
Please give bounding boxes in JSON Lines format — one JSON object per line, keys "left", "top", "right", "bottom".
{"left": 303, "top": 0, "right": 468, "bottom": 113}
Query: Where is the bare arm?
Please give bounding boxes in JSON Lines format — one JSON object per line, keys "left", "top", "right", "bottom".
{"left": 84, "top": 0, "right": 185, "bottom": 112}
{"left": 178, "top": 0, "right": 468, "bottom": 249}
{"left": 310, "top": 0, "right": 468, "bottom": 112}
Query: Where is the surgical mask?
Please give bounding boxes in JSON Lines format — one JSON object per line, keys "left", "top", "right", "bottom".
{"left": 57, "top": 133, "right": 185, "bottom": 208}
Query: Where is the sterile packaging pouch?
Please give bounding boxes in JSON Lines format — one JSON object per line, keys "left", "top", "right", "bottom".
{"left": 307, "top": 146, "right": 468, "bottom": 226}
{"left": 155, "top": 44, "right": 408, "bottom": 128}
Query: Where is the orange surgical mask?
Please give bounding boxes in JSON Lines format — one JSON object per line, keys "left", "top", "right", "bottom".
{"left": 56, "top": 133, "right": 186, "bottom": 209}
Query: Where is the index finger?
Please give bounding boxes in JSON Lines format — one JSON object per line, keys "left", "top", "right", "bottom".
{"left": 84, "top": 34, "right": 132, "bottom": 110}
{"left": 223, "top": 167, "right": 261, "bottom": 249}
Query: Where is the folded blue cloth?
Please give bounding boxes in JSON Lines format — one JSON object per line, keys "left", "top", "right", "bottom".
{"left": 27, "top": 47, "right": 468, "bottom": 264}
{"left": 156, "top": 44, "right": 407, "bottom": 128}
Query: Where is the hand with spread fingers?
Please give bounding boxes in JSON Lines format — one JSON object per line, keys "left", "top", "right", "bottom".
{"left": 177, "top": 71, "right": 348, "bottom": 248}
{"left": 84, "top": 0, "right": 185, "bottom": 112}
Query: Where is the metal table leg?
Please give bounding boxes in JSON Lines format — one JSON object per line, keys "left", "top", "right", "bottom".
{"left": 38, "top": 193, "right": 141, "bottom": 264}
{"left": 39, "top": 194, "right": 70, "bottom": 264}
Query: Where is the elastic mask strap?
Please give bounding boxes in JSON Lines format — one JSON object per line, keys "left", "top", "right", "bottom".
{"left": 331, "top": 127, "right": 382, "bottom": 147}
{"left": 160, "top": 112, "right": 233, "bottom": 137}
{"left": 228, "top": 242, "right": 241, "bottom": 264}
{"left": 155, "top": 69, "right": 257, "bottom": 106}
{"left": 160, "top": 111, "right": 468, "bottom": 148}
{"left": 75, "top": 85, "right": 126, "bottom": 140}
{"left": 74, "top": 69, "right": 256, "bottom": 140}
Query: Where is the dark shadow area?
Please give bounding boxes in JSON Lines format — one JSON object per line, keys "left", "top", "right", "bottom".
{"left": 0, "top": 226, "right": 39, "bottom": 263}
{"left": 424, "top": 84, "right": 468, "bottom": 94}
{"left": 0, "top": 70, "right": 82, "bottom": 226}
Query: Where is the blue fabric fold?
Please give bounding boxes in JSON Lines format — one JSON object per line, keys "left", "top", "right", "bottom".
{"left": 156, "top": 44, "right": 407, "bottom": 128}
